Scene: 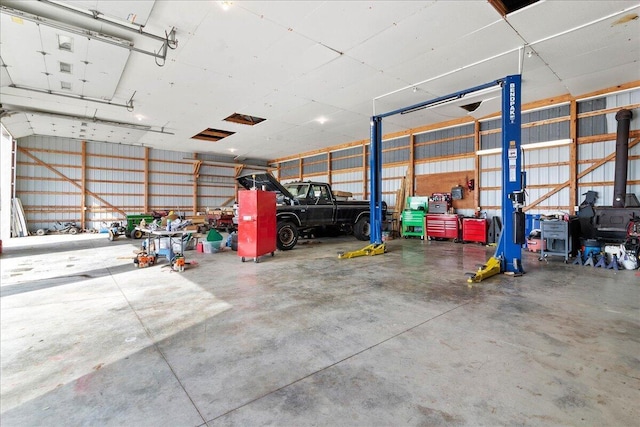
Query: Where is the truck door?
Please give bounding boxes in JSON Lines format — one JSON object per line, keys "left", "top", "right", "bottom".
{"left": 306, "top": 184, "right": 334, "bottom": 226}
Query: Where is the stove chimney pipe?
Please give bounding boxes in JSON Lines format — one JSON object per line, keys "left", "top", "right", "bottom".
{"left": 613, "top": 109, "right": 632, "bottom": 208}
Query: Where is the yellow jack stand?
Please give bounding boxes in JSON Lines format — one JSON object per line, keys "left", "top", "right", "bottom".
{"left": 338, "top": 243, "right": 386, "bottom": 259}
{"left": 467, "top": 256, "right": 502, "bottom": 283}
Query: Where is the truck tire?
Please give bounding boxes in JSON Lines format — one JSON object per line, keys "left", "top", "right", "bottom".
{"left": 132, "top": 229, "right": 143, "bottom": 239}
{"left": 354, "top": 216, "right": 370, "bottom": 241}
{"left": 277, "top": 221, "right": 299, "bottom": 250}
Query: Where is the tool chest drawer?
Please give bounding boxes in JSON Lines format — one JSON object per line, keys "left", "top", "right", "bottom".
{"left": 462, "top": 218, "right": 488, "bottom": 244}
{"left": 540, "top": 220, "right": 569, "bottom": 262}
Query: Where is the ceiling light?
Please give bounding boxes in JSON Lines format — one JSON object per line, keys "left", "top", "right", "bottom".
{"left": 60, "top": 81, "right": 72, "bottom": 90}
{"left": 317, "top": 117, "right": 327, "bottom": 124}
{"left": 228, "top": 148, "right": 237, "bottom": 153}
{"left": 219, "top": 1, "right": 233, "bottom": 11}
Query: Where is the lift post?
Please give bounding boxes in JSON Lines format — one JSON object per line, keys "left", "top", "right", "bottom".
{"left": 495, "top": 74, "right": 524, "bottom": 273}
{"left": 467, "top": 74, "right": 525, "bottom": 282}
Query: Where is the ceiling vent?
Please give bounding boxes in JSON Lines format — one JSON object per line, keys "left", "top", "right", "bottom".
{"left": 60, "top": 81, "right": 72, "bottom": 90}
{"left": 60, "top": 62, "right": 72, "bottom": 73}
{"left": 192, "top": 128, "right": 235, "bottom": 142}
{"left": 489, "top": 0, "right": 539, "bottom": 16}
{"left": 224, "top": 113, "right": 266, "bottom": 126}
{"left": 58, "top": 35, "right": 73, "bottom": 52}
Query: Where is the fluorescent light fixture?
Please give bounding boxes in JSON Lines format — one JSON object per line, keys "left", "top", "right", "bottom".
{"left": 219, "top": 1, "right": 233, "bottom": 10}
{"left": 316, "top": 117, "right": 327, "bottom": 124}
{"left": 522, "top": 139, "right": 572, "bottom": 150}
{"left": 476, "top": 147, "right": 502, "bottom": 156}
{"left": 476, "top": 139, "right": 572, "bottom": 155}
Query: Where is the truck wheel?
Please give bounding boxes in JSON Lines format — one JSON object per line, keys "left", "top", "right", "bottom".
{"left": 277, "top": 221, "right": 299, "bottom": 251}
{"left": 69, "top": 227, "right": 79, "bottom": 235}
{"left": 132, "top": 229, "right": 143, "bottom": 239}
{"left": 354, "top": 217, "right": 370, "bottom": 241}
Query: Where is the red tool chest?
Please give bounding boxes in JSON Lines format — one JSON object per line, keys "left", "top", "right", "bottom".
{"left": 462, "top": 218, "right": 488, "bottom": 244}
{"left": 425, "top": 214, "right": 460, "bottom": 241}
{"left": 238, "top": 189, "right": 276, "bottom": 262}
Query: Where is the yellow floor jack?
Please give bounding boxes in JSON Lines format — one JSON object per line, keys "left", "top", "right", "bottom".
{"left": 466, "top": 256, "right": 502, "bottom": 283}
{"left": 338, "top": 243, "right": 387, "bottom": 259}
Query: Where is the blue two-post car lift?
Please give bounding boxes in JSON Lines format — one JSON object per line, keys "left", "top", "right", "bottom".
{"left": 341, "top": 75, "right": 526, "bottom": 282}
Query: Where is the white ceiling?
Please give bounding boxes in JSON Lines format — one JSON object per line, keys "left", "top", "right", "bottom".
{"left": 1, "top": 0, "right": 639, "bottom": 163}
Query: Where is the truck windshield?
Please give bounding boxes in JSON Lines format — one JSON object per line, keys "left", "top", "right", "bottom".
{"left": 284, "top": 184, "right": 310, "bottom": 199}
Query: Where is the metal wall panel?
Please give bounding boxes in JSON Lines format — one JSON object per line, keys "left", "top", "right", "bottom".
{"left": 331, "top": 157, "right": 362, "bottom": 170}
{"left": 301, "top": 174, "right": 329, "bottom": 183}
{"left": 415, "top": 157, "right": 474, "bottom": 175}
{"left": 383, "top": 136, "right": 410, "bottom": 149}
{"left": 382, "top": 148, "right": 410, "bottom": 163}
{"left": 331, "top": 146, "right": 363, "bottom": 171}
{"left": 16, "top": 136, "right": 82, "bottom": 231}
{"left": 279, "top": 159, "right": 300, "bottom": 179}
{"left": 149, "top": 149, "right": 190, "bottom": 162}
{"left": 331, "top": 170, "right": 364, "bottom": 199}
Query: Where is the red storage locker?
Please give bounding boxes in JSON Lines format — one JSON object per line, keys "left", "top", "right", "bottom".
{"left": 238, "top": 189, "right": 277, "bottom": 262}
{"left": 462, "top": 218, "right": 488, "bottom": 244}
{"left": 425, "top": 214, "right": 460, "bottom": 241}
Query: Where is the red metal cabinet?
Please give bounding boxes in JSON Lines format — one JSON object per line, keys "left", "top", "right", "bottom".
{"left": 425, "top": 214, "right": 460, "bottom": 240}
{"left": 462, "top": 218, "right": 488, "bottom": 244}
{"left": 238, "top": 190, "right": 276, "bottom": 262}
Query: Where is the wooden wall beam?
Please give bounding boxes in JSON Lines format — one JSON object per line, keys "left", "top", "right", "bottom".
{"left": 474, "top": 120, "right": 480, "bottom": 210}
{"left": 193, "top": 153, "right": 199, "bottom": 215}
{"left": 362, "top": 142, "right": 367, "bottom": 199}
{"left": 81, "top": 140, "right": 86, "bottom": 230}
{"left": 144, "top": 147, "right": 149, "bottom": 213}
{"left": 569, "top": 99, "right": 578, "bottom": 212}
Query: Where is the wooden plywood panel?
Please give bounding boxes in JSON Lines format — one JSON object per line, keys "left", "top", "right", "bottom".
{"left": 415, "top": 171, "right": 475, "bottom": 210}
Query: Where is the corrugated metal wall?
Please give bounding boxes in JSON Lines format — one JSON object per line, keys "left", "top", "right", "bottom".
{"left": 577, "top": 89, "right": 640, "bottom": 206}
{"left": 149, "top": 149, "right": 192, "bottom": 214}
{"left": 331, "top": 171, "right": 364, "bottom": 199}
{"left": 14, "top": 86, "right": 640, "bottom": 233}
{"left": 85, "top": 140, "right": 145, "bottom": 227}
{"left": 16, "top": 136, "right": 83, "bottom": 230}
{"left": 15, "top": 136, "right": 263, "bottom": 232}
{"left": 272, "top": 86, "right": 640, "bottom": 222}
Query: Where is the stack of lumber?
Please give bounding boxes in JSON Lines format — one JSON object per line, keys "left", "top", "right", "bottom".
{"left": 394, "top": 174, "right": 411, "bottom": 216}
{"left": 11, "top": 198, "right": 28, "bottom": 237}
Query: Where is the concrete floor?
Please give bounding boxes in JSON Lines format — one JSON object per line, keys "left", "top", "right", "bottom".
{"left": 1, "top": 233, "right": 638, "bottom": 426}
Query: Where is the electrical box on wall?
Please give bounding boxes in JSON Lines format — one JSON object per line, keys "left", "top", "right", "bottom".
{"left": 451, "top": 186, "right": 464, "bottom": 200}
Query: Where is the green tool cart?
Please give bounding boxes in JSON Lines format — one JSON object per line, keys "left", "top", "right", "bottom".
{"left": 401, "top": 196, "right": 429, "bottom": 239}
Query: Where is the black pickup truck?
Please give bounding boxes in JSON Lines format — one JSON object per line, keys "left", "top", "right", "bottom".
{"left": 237, "top": 173, "right": 386, "bottom": 250}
